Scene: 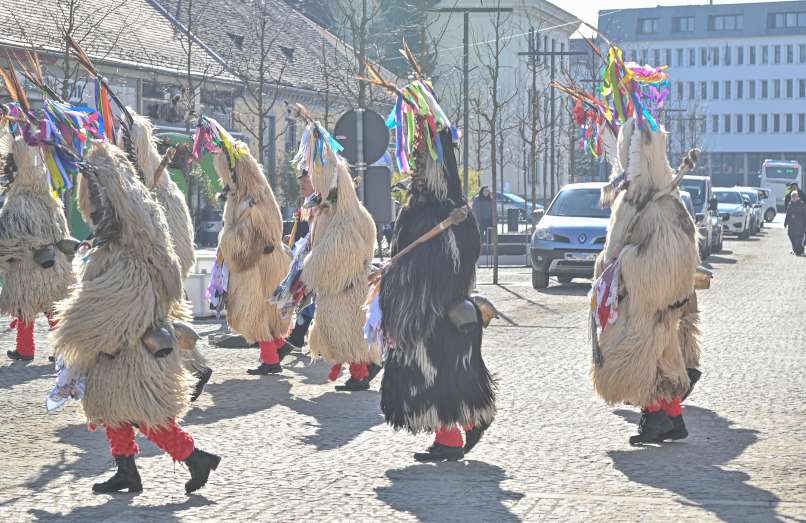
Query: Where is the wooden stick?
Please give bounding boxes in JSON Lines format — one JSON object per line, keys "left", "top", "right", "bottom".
{"left": 153, "top": 147, "right": 176, "bottom": 186}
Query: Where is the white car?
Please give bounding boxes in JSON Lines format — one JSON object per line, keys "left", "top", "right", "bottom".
{"left": 735, "top": 187, "right": 764, "bottom": 234}
{"left": 752, "top": 187, "right": 777, "bottom": 222}
{"left": 714, "top": 187, "right": 752, "bottom": 239}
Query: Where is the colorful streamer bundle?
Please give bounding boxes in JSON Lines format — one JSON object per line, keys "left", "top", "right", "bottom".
{"left": 291, "top": 120, "right": 344, "bottom": 174}
{"left": 386, "top": 79, "right": 460, "bottom": 175}
{"left": 192, "top": 115, "right": 244, "bottom": 170}
{"left": 94, "top": 79, "right": 116, "bottom": 143}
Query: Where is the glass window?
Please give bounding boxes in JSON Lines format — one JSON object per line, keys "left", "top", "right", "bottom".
{"left": 638, "top": 18, "right": 659, "bottom": 34}
{"left": 737, "top": 80, "right": 744, "bottom": 99}
{"left": 773, "top": 113, "right": 781, "bottom": 133}
{"left": 762, "top": 45, "right": 769, "bottom": 64}
{"left": 774, "top": 45, "right": 781, "bottom": 64}
{"left": 712, "top": 47, "right": 720, "bottom": 65}
{"left": 735, "top": 114, "right": 742, "bottom": 133}
{"left": 787, "top": 13, "right": 797, "bottom": 27}
{"left": 762, "top": 80, "right": 769, "bottom": 98}
{"left": 774, "top": 79, "right": 781, "bottom": 98}
{"left": 688, "top": 81, "right": 695, "bottom": 99}
{"left": 701, "top": 81, "right": 708, "bottom": 99}
{"left": 284, "top": 119, "right": 297, "bottom": 152}
{"left": 786, "top": 79, "right": 794, "bottom": 98}
{"left": 653, "top": 49, "right": 659, "bottom": 65}
{"left": 710, "top": 14, "right": 743, "bottom": 30}
{"left": 749, "top": 80, "right": 756, "bottom": 98}
{"left": 800, "top": 44, "right": 806, "bottom": 63}
{"left": 799, "top": 113, "right": 805, "bottom": 133}
{"left": 712, "top": 114, "right": 719, "bottom": 133}
{"left": 725, "top": 80, "right": 731, "bottom": 99}
{"left": 749, "top": 46, "right": 756, "bottom": 64}
{"left": 673, "top": 16, "right": 695, "bottom": 32}
{"left": 761, "top": 113, "right": 768, "bottom": 132}
{"left": 676, "top": 48, "right": 684, "bottom": 66}
{"left": 800, "top": 12, "right": 806, "bottom": 26}
{"left": 724, "top": 114, "right": 731, "bottom": 133}
{"left": 800, "top": 79, "right": 806, "bottom": 98}
{"left": 676, "top": 81, "right": 684, "bottom": 100}
{"left": 749, "top": 114, "right": 756, "bottom": 133}
{"left": 786, "top": 114, "right": 793, "bottom": 133}
{"left": 264, "top": 114, "right": 276, "bottom": 174}
{"left": 689, "top": 48, "right": 696, "bottom": 66}
{"left": 736, "top": 46, "right": 743, "bottom": 65}
{"left": 665, "top": 49, "right": 672, "bottom": 66}
{"left": 640, "top": 49, "right": 648, "bottom": 64}
{"left": 701, "top": 47, "right": 708, "bottom": 66}
{"left": 787, "top": 45, "right": 794, "bottom": 64}
{"left": 725, "top": 45, "right": 732, "bottom": 65}
{"left": 712, "top": 81, "right": 719, "bottom": 99}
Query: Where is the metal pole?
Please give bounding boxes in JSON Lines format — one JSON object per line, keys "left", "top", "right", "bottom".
{"left": 463, "top": 11, "right": 470, "bottom": 199}
{"left": 357, "top": 108, "right": 366, "bottom": 203}
{"left": 550, "top": 39, "right": 556, "bottom": 202}
{"left": 529, "top": 27, "right": 537, "bottom": 227}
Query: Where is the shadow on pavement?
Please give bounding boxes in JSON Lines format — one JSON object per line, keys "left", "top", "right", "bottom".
{"left": 703, "top": 254, "right": 737, "bottom": 266}
{"left": 28, "top": 494, "right": 213, "bottom": 522}
{"left": 0, "top": 362, "right": 54, "bottom": 391}
{"left": 536, "top": 282, "right": 591, "bottom": 297}
{"left": 608, "top": 406, "right": 780, "bottom": 522}
{"left": 376, "top": 461, "right": 523, "bottom": 522}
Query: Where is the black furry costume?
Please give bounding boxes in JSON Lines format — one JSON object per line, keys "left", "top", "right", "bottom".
{"left": 379, "top": 129, "right": 496, "bottom": 436}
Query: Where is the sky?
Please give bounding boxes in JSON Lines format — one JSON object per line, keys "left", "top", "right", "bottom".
{"left": 561, "top": 0, "right": 802, "bottom": 37}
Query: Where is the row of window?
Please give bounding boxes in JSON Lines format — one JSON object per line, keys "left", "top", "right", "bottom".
{"left": 628, "top": 44, "right": 806, "bottom": 68}
{"left": 708, "top": 113, "right": 806, "bottom": 134}
{"left": 638, "top": 11, "right": 806, "bottom": 35}
{"left": 673, "top": 78, "right": 806, "bottom": 101}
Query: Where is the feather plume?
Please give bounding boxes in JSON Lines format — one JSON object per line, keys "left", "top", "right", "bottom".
{"left": 64, "top": 33, "right": 98, "bottom": 77}
{"left": 1, "top": 59, "right": 30, "bottom": 114}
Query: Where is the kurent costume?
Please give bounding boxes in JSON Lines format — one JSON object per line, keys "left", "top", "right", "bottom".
{"left": 121, "top": 109, "right": 210, "bottom": 399}
{"left": 51, "top": 142, "right": 219, "bottom": 494}
{"left": 290, "top": 117, "right": 380, "bottom": 391}
{"left": 195, "top": 117, "right": 292, "bottom": 375}
{"left": 0, "top": 124, "right": 75, "bottom": 361}
{"left": 590, "top": 118, "right": 701, "bottom": 445}
{"left": 363, "top": 62, "right": 497, "bottom": 461}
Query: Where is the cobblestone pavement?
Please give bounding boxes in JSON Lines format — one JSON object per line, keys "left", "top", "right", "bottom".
{"left": 1, "top": 220, "right": 805, "bottom": 522}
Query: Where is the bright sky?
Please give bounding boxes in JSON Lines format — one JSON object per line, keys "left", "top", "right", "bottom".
{"left": 562, "top": 0, "right": 801, "bottom": 37}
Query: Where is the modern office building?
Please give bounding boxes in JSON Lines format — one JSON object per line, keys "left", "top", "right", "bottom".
{"left": 598, "top": 1, "right": 806, "bottom": 186}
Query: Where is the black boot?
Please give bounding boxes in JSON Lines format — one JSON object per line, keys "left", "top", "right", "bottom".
{"left": 6, "top": 350, "right": 33, "bottom": 361}
{"left": 247, "top": 363, "right": 282, "bottom": 375}
{"left": 413, "top": 444, "right": 464, "bottom": 462}
{"left": 92, "top": 455, "right": 143, "bottom": 493}
{"left": 464, "top": 421, "right": 491, "bottom": 453}
{"left": 629, "top": 410, "right": 674, "bottom": 446}
{"left": 367, "top": 363, "right": 383, "bottom": 384}
{"left": 277, "top": 342, "right": 295, "bottom": 361}
{"left": 190, "top": 367, "right": 213, "bottom": 402}
{"left": 287, "top": 315, "right": 312, "bottom": 348}
{"left": 682, "top": 368, "right": 701, "bottom": 401}
{"left": 658, "top": 415, "right": 688, "bottom": 441}
{"left": 335, "top": 377, "right": 370, "bottom": 391}
{"left": 184, "top": 448, "right": 221, "bottom": 494}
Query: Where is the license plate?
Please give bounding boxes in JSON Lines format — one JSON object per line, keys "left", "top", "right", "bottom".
{"left": 565, "top": 252, "right": 596, "bottom": 261}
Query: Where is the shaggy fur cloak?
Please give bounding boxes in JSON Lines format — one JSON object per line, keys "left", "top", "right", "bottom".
{"left": 300, "top": 148, "right": 378, "bottom": 364}
{"left": 214, "top": 148, "right": 290, "bottom": 343}
{"left": 52, "top": 143, "right": 189, "bottom": 429}
{"left": 591, "top": 120, "right": 699, "bottom": 407}
{"left": 379, "top": 129, "right": 496, "bottom": 434}
{"left": 0, "top": 132, "right": 75, "bottom": 323}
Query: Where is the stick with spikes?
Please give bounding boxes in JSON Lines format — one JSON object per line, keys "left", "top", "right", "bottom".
{"left": 15, "top": 51, "right": 64, "bottom": 103}
{"left": 0, "top": 58, "right": 31, "bottom": 115}
{"left": 400, "top": 39, "right": 424, "bottom": 80}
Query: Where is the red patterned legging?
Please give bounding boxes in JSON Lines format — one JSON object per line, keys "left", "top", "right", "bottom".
{"left": 645, "top": 398, "right": 683, "bottom": 417}
{"left": 15, "top": 318, "right": 35, "bottom": 358}
{"left": 259, "top": 337, "right": 285, "bottom": 365}
{"left": 106, "top": 419, "right": 195, "bottom": 461}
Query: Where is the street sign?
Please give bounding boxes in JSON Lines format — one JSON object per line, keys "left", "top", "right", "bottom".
{"left": 360, "top": 165, "right": 393, "bottom": 223}
{"left": 333, "top": 109, "right": 389, "bottom": 165}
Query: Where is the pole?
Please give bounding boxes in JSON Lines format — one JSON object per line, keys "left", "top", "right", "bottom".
{"left": 529, "top": 27, "right": 537, "bottom": 228}
{"left": 463, "top": 11, "right": 469, "bottom": 199}
{"left": 357, "top": 108, "right": 366, "bottom": 203}
{"left": 549, "top": 39, "right": 556, "bottom": 201}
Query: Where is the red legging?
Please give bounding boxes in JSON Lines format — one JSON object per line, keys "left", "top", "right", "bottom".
{"left": 259, "top": 337, "right": 285, "bottom": 365}
{"left": 106, "top": 419, "right": 195, "bottom": 461}
{"left": 645, "top": 398, "right": 683, "bottom": 417}
{"left": 16, "top": 318, "right": 35, "bottom": 358}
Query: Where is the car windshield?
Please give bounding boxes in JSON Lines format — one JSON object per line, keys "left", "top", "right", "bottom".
{"left": 763, "top": 165, "right": 799, "bottom": 179}
{"left": 680, "top": 179, "right": 706, "bottom": 206}
{"left": 741, "top": 191, "right": 758, "bottom": 203}
{"left": 715, "top": 191, "right": 742, "bottom": 204}
{"left": 503, "top": 193, "right": 525, "bottom": 204}
{"left": 547, "top": 188, "right": 611, "bottom": 218}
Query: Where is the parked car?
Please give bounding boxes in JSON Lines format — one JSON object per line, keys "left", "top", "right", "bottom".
{"left": 680, "top": 175, "right": 721, "bottom": 259}
{"left": 714, "top": 187, "right": 752, "bottom": 239}
{"left": 681, "top": 190, "right": 722, "bottom": 254}
{"left": 735, "top": 187, "right": 764, "bottom": 234}
{"left": 529, "top": 182, "right": 609, "bottom": 289}
{"left": 752, "top": 186, "right": 777, "bottom": 223}
{"left": 495, "top": 192, "right": 542, "bottom": 222}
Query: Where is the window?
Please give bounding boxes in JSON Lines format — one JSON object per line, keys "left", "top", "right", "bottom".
{"left": 640, "top": 49, "right": 648, "bottom": 65}
{"left": 800, "top": 44, "right": 806, "bottom": 63}
{"left": 701, "top": 47, "right": 708, "bottom": 66}
{"left": 712, "top": 47, "right": 720, "bottom": 65}
{"left": 665, "top": 49, "right": 672, "bottom": 66}
{"left": 749, "top": 114, "right": 756, "bottom": 133}
{"left": 701, "top": 81, "right": 708, "bottom": 99}
{"left": 712, "top": 114, "right": 719, "bottom": 133}
{"left": 653, "top": 49, "right": 660, "bottom": 65}
{"left": 284, "top": 118, "right": 297, "bottom": 152}
{"left": 724, "top": 45, "right": 732, "bottom": 66}
{"left": 800, "top": 79, "right": 806, "bottom": 98}
{"left": 710, "top": 14, "right": 743, "bottom": 31}
{"left": 799, "top": 113, "right": 805, "bottom": 133}
{"left": 787, "top": 45, "right": 795, "bottom": 64}
{"left": 688, "top": 81, "right": 695, "bottom": 100}
{"left": 689, "top": 48, "right": 696, "bottom": 66}
{"left": 774, "top": 113, "right": 781, "bottom": 133}
{"left": 769, "top": 11, "right": 806, "bottom": 28}
{"left": 774, "top": 79, "right": 781, "bottom": 98}
{"left": 749, "top": 46, "right": 756, "bottom": 64}
{"left": 725, "top": 80, "right": 732, "bottom": 99}
{"left": 676, "top": 81, "right": 684, "bottom": 100}
{"left": 737, "top": 46, "right": 744, "bottom": 65}
{"left": 786, "top": 79, "right": 794, "bottom": 98}
{"left": 762, "top": 45, "right": 769, "bottom": 64}
{"left": 736, "top": 114, "right": 743, "bottom": 133}
{"left": 712, "top": 81, "right": 719, "bottom": 99}
{"left": 749, "top": 80, "right": 756, "bottom": 98}
{"left": 264, "top": 114, "right": 276, "bottom": 173}
{"left": 774, "top": 45, "right": 781, "bottom": 64}
{"left": 676, "top": 48, "right": 684, "bottom": 66}
{"left": 673, "top": 16, "right": 695, "bottom": 32}
{"left": 737, "top": 80, "right": 744, "bottom": 99}
{"left": 761, "top": 113, "right": 769, "bottom": 132}
{"left": 762, "top": 80, "right": 769, "bottom": 98}
{"left": 724, "top": 114, "right": 731, "bottom": 133}
{"left": 638, "top": 18, "right": 659, "bottom": 34}
{"left": 786, "top": 113, "right": 794, "bottom": 133}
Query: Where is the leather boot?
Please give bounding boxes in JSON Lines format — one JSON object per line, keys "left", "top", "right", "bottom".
{"left": 247, "top": 363, "right": 282, "bottom": 375}
{"left": 464, "top": 421, "right": 491, "bottom": 453}
{"left": 659, "top": 415, "right": 688, "bottom": 441}
{"left": 413, "top": 444, "right": 464, "bottom": 462}
{"left": 682, "top": 368, "right": 701, "bottom": 401}
{"left": 184, "top": 448, "right": 221, "bottom": 494}
{"left": 629, "top": 410, "right": 673, "bottom": 446}
{"left": 92, "top": 455, "right": 143, "bottom": 493}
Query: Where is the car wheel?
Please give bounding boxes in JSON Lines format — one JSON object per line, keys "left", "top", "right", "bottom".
{"left": 765, "top": 209, "right": 776, "bottom": 222}
{"left": 532, "top": 269, "right": 549, "bottom": 289}
{"left": 557, "top": 276, "right": 573, "bottom": 284}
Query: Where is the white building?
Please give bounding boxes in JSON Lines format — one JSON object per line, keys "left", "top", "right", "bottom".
{"left": 431, "top": 0, "right": 579, "bottom": 200}
{"left": 599, "top": 1, "right": 806, "bottom": 186}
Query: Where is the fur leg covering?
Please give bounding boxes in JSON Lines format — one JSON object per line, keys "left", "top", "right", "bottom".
{"left": 434, "top": 426, "right": 463, "bottom": 448}
{"left": 140, "top": 419, "right": 195, "bottom": 461}
{"left": 16, "top": 318, "right": 35, "bottom": 358}
{"left": 106, "top": 424, "right": 139, "bottom": 457}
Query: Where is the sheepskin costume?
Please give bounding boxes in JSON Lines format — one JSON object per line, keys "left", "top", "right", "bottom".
{"left": 591, "top": 119, "right": 699, "bottom": 445}
{"left": 0, "top": 128, "right": 75, "bottom": 360}
{"left": 378, "top": 128, "right": 496, "bottom": 461}
{"left": 121, "top": 110, "right": 209, "bottom": 394}
{"left": 212, "top": 142, "right": 291, "bottom": 372}
{"left": 52, "top": 142, "right": 219, "bottom": 494}
{"left": 296, "top": 125, "right": 379, "bottom": 388}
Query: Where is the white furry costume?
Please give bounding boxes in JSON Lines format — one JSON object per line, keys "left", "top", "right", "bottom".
{"left": 0, "top": 129, "right": 75, "bottom": 325}
{"left": 591, "top": 120, "right": 699, "bottom": 407}
{"left": 300, "top": 144, "right": 378, "bottom": 365}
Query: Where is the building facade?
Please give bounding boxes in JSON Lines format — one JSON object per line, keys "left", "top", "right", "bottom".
{"left": 599, "top": 1, "right": 806, "bottom": 187}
